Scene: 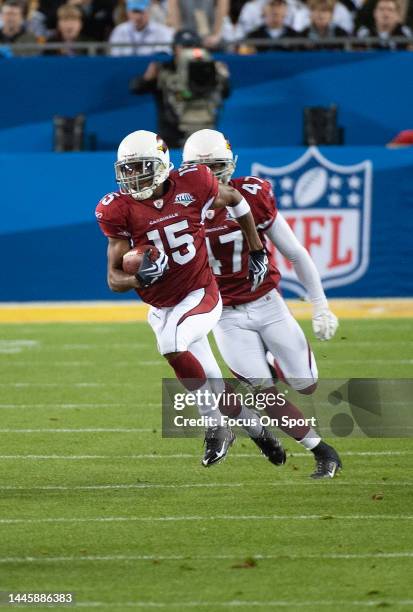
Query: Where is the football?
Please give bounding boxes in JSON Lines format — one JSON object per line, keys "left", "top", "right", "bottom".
{"left": 294, "top": 166, "right": 328, "bottom": 207}
{"left": 122, "top": 245, "right": 160, "bottom": 275}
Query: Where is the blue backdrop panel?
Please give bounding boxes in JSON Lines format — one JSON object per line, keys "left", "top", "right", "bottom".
{"left": 1, "top": 146, "right": 412, "bottom": 301}
{"left": 1, "top": 53, "right": 413, "bottom": 151}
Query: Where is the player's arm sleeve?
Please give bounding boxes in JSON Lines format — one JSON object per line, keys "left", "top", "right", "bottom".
{"left": 265, "top": 213, "right": 328, "bottom": 310}
{"left": 95, "top": 197, "right": 130, "bottom": 240}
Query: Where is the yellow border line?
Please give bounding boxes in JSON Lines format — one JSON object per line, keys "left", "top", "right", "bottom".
{"left": 0, "top": 299, "right": 412, "bottom": 323}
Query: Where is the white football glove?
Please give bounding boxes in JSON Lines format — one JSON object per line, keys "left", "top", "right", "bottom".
{"left": 312, "top": 308, "right": 338, "bottom": 341}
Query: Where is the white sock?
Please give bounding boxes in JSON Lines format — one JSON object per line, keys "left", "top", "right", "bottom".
{"left": 299, "top": 428, "right": 321, "bottom": 450}
{"left": 238, "top": 405, "right": 263, "bottom": 438}
{"left": 196, "top": 380, "right": 225, "bottom": 427}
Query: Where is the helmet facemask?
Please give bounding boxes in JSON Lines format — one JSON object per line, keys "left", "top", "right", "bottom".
{"left": 115, "top": 157, "right": 169, "bottom": 200}
{"left": 185, "top": 155, "right": 238, "bottom": 184}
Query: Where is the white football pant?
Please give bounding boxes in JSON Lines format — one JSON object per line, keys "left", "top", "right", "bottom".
{"left": 148, "top": 285, "right": 224, "bottom": 387}
{"left": 213, "top": 288, "right": 318, "bottom": 391}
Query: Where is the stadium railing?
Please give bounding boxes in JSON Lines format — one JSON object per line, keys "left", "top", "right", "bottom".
{"left": 4, "top": 37, "right": 413, "bottom": 56}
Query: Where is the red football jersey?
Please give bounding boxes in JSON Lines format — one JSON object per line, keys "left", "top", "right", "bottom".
{"left": 95, "top": 164, "right": 219, "bottom": 308}
{"left": 204, "top": 176, "right": 281, "bottom": 306}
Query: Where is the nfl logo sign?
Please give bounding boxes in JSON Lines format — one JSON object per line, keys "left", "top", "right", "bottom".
{"left": 252, "top": 147, "right": 372, "bottom": 296}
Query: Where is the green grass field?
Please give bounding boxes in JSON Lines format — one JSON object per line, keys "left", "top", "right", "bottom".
{"left": 0, "top": 319, "right": 412, "bottom": 611}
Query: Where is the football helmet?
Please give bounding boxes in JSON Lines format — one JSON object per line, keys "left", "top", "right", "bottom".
{"left": 182, "top": 129, "right": 237, "bottom": 184}
{"left": 115, "top": 130, "right": 170, "bottom": 200}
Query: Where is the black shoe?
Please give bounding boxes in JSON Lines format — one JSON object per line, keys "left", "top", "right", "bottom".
{"left": 311, "top": 442, "right": 342, "bottom": 479}
{"left": 202, "top": 426, "right": 235, "bottom": 467}
{"left": 252, "top": 427, "right": 286, "bottom": 466}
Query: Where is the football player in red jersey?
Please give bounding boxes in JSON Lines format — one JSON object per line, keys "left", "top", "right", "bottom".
{"left": 95, "top": 130, "right": 287, "bottom": 467}
{"left": 182, "top": 129, "right": 342, "bottom": 478}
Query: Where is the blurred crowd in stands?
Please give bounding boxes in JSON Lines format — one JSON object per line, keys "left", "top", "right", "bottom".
{"left": 0, "top": 0, "right": 412, "bottom": 55}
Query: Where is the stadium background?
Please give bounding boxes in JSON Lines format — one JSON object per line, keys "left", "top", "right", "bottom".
{"left": 1, "top": 47, "right": 412, "bottom": 610}
{"left": 1, "top": 52, "right": 413, "bottom": 302}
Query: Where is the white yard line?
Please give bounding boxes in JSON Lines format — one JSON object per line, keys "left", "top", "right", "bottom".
{"left": 0, "top": 383, "right": 101, "bottom": 387}
{"left": 0, "top": 340, "right": 40, "bottom": 354}
{"left": 0, "top": 450, "right": 411, "bottom": 460}
{"left": 0, "top": 552, "right": 412, "bottom": 563}
{"left": 328, "top": 360, "right": 413, "bottom": 364}
{"left": 2, "top": 356, "right": 412, "bottom": 364}
{"left": 2, "top": 361, "right": 96, "bottom": 366}
{"left": 0, "top": 455, "right": 173, "bottom": 460}
{"left": 0, "top": 428, "right": 154, "bottom": 433}
{"left": 0, "top": 403, "right": 159, "bottom": 409}
{"left": 0, "top": 340, "right": 38, "bottom": 346}
{"left": 0, "top": 379, "right": 411, "bottom": 387}
{"left": 0, "top": 514, "right": 411, "bottom": 525}
{"left": 0, "top": 384, "right": 159, "bottom": 388}
{"left": 77, "top": 602, "right": 413, "bottom": 609}
{"left": 0, "top": 383, "right": 157, "bottom": 388}
{"left": 0, "top": 483, "right": 244, "bottom": 491}
{"left": 333, "top": 341, "right": 413, "bottom": 345}
{"left": 0, "top": 481, "right": 411, "bottom": 492}
{"left": 60, "top": 343, "right": 148, "bottom": 350}
{"left": 0, "top": 361, "right": 164, "bottom": 367}
{"left": 304, "top": 450, "right": 412, "bottom": 456}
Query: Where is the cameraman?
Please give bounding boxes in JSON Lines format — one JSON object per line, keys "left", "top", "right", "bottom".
{"left": 129, "top": 29, "right": 230, "bottom": 148}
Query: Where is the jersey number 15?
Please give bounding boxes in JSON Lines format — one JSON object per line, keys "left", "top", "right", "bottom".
{"left": 147, "top": 220, "right": 195, "bottom": 265}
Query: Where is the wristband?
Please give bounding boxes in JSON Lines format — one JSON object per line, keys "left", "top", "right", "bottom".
{"left": 228, "top": 197, "right": 250, "bottom": 218}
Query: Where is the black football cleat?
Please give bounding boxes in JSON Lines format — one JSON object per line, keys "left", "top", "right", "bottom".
{"left": 202, "top": 426, "right": 235, "bottom": 467}
{"left": 252, "top": 427, "right": 286, "bottom": 466}
{"left": 311, "top": 442, "right": 342, "bottom": 479}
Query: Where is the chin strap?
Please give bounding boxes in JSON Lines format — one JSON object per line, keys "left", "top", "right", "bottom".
{"left": 133, "top": 187, "right": 155, "bottom": 200}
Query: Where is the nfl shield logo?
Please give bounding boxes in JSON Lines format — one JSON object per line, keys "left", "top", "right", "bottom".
{"left": 252, "top": 147, "right": 372, "bottom": 296}
{"left": 154, "top": 199, "right": 164, "bottom": 209}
